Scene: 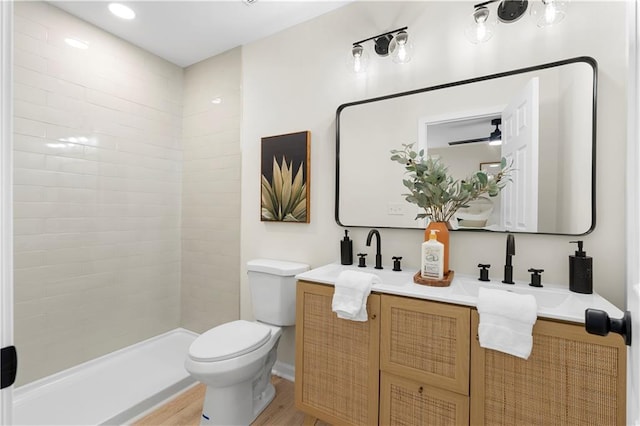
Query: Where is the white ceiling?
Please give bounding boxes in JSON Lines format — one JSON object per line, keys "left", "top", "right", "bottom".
{"left": 49, "top": 1, "right": 351, "bottom": 67}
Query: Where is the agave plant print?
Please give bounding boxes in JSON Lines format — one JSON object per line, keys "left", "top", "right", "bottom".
{"left": 260, "top": 131, "right": 310, "bottom": 222}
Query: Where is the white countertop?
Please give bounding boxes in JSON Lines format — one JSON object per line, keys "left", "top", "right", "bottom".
{"left": 296, "top": 263, "right": 623, "bottom": 324}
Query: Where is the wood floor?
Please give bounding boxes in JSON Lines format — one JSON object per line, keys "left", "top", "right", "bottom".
{"left": 133, "top": 376, "right": 309, "bottom": 426}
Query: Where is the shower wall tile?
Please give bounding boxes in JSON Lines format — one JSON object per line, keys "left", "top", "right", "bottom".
{"left": 12, "top": 2, "right": 183, "bottom": 386}
{"left": 180, "top": 48, "right": 242, "bottom": 333}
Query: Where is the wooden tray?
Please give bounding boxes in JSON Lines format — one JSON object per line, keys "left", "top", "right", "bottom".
{"left": 413, "top": 270, "right": 454, "bottom": 287}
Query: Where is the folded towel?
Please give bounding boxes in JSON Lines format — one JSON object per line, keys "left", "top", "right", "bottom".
{"left": 331, "top": 270, "right": 380, "bottom": 322}
{"left": 477, "top": 287, "right": 537, "bottom": 359}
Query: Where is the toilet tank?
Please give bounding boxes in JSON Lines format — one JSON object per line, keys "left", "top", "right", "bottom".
{"left": 247, "top": 259, "right": 309, "bottom": 326}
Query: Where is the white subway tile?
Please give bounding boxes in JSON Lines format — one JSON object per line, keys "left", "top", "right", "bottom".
{"left": 13, "top": 218, "right": 45, "bottom": 236}
{"left": 15, "top": 50, "right": 47, "bottom": 73}
{"left": 13, "top": 15, "right": 48, "bottom": 40}
{"left": 13, "top": 251, "right": 46, "bottom": 269}
{"left": 14, "top": 117, "right": 47, "bottom": 138}
{"left": 13, "top": 32, "right": 42, "bottom": 57}
{"left": 14, "top": 83, "right": 46, "bottom": 104}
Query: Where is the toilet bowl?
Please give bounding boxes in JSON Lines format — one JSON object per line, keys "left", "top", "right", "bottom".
{"left": 185, "top": 259, "right": 309, "bottom": 426}
{"left": 185, "top": 320, "right": 282, "bottom": 425}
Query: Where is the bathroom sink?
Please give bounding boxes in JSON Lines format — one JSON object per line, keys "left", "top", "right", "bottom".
{"left": 296, "top": 263, "right": 414, "bottom": 287}
{"left": 453, "top": 278, "right": 571, "bottom": 309}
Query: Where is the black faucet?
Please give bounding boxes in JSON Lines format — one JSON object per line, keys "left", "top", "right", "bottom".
{"left": 366, "top": 229, "right": 383, "bottom": 270}
{"left": 502, "top": 233, "right": 515, "bottom": 284}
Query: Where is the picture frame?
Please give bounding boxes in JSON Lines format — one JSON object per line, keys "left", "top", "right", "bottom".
{"left": 480, "top": 161, "right": 501, "bottom": 178}
{"left": 260, "top": 131, "right": 311, "bottom": 223}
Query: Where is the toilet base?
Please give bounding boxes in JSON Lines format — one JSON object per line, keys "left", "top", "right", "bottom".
{"left": 199, "top": 381, "right": 275, "bottom": 426}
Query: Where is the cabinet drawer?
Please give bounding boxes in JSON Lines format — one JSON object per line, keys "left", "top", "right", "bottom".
{"left": 381, "top": 295, "right": 471, "bottom": 395}
{"left": 380, "top": 372, "right": 469, "bottom": 426}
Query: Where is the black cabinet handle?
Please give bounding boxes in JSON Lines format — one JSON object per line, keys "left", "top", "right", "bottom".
{"left": 585, "top": 309, "right": 632, "bottom": 346}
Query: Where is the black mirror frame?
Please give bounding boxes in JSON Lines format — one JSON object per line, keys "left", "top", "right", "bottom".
{"left": 335, "top": 56, "right": 597, "bottom": 236}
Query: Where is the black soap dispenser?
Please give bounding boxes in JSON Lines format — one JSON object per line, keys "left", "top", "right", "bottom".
{"left": 569, "top": 240, "right": 592, "bottom": 294}
{"left": 340, "top": 230, "right": 353, "bottom": 265}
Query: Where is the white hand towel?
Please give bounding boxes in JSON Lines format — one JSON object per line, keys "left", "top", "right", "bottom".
{"left": 332, "top": 270, "right": 380, "bottom": 322}
{"left": 477, "top": 287, "right": 538, "bottom": 359}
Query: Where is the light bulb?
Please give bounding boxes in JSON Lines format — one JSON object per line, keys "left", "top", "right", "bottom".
{"left": 476, "top": 23, "right": 487, "bottom": 41}
{"left": 389, "top": 30, "right": 413, "bottom": 64}
{"left": 354, "top": 56, "right": 363, "bottom": 73}
{"left": 532, "top": 0, "right": 566, "bottom": 27}
{"left": 544, "top": 2, "right": 557, "bottom": 23}
{"left": 465, "top": 6, "right": 495, "bottom": 44}
{"left": 349, "top": 44, "right": 369, "bottom": 74}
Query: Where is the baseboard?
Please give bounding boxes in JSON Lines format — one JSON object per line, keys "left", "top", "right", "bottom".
{"left": 271, "top": 361, "right": 295, "bottom": 382}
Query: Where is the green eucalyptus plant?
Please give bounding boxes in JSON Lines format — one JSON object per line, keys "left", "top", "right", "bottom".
{"left": 390, "top": 143, "right": 512, "bottom": 222}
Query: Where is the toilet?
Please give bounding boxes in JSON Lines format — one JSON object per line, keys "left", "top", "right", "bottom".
{"left": 185, "top": 259, "right": 309, "bottom": 426}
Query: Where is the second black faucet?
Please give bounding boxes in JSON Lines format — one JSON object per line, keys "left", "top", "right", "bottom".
{"left": 503, "top": 233, "right": 515, "bottom": 284}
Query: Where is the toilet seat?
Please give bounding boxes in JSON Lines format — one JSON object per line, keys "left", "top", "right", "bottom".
{"left": 188, "top": 320, "right": 272, "bottom": 362}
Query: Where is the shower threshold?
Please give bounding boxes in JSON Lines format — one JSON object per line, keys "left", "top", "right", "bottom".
{"left": 13, "top": 328, "right": 198, "bottom": 425}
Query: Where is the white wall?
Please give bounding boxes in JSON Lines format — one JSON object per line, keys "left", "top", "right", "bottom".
{"left": 241, "top": 1, "right": 628, "bottom": 366}
{"left": 181, "top": 48, "right": 241, "bottom": 333}
{"left": 12, "top": 2, "right": 183, "bottom": 384}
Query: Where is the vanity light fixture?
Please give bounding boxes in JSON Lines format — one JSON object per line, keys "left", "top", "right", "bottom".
{"left": 108, "top": 3, "right": 136, "bottom": 20}
{"left": 349, "top": 27, "right": 412, "bottom": 73}
{"left": 466, "top": 0, "right": 566, "bottom": 44}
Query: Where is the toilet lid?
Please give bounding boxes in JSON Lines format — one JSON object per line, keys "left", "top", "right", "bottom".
{"left": 188, "top": 320, "right": 272, "bottom": 362}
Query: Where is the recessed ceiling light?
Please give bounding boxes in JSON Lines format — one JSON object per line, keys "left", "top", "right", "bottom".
{"left": 108, "top": 3, "right": 136, "bottom": 20}
{"left": 211, "top": 97, "right": 223, "bottom": 104}
{"left": 64, "top": 38, "right": 89, "bottom": 49}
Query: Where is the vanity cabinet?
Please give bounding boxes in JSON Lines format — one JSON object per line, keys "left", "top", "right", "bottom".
{"left": 470, "top": 310, "right": 627, "bottom": 426}
{"left": 294, "top": 281, "right": 380, "bottom": 426}
{"left": 295, "top": 279, "right": 627, "bottom": 426}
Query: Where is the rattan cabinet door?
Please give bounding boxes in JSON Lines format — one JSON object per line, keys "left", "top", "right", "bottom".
{"left": 381, "top": 295, "right": 471, "bottom": 396}
{"left": 380, "top": 372, "right": 469, "bottom": 426}
{"left": 295, "top": 281, "right": 380, "bottom": 426}
{"left": 470, "top": 310, "right": 627, "bottom": 426}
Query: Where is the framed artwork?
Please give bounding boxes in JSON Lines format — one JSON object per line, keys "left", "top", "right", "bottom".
{"left": 480, "top": 161, "right": 501, "bottom": 179}
{"left": 260, "top": 131, "right": 310, "bottom": 223}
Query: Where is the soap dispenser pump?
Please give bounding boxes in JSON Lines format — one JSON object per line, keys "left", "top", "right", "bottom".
{"left": 340, "top": 230, "right": 353, "bottom": 265}
{"left": 569, "top": 240, "right": 592, "bottom": 294}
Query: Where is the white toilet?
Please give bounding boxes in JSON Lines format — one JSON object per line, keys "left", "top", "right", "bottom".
{"left": 185, "top": 259, "right": 309, "bottom": 426}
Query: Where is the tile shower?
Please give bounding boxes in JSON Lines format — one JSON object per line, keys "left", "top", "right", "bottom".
{"left": 12, "top": 0, "right": 240, "bottom": 394}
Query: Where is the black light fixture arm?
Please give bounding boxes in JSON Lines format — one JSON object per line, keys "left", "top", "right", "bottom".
{"left": 352, "top": 26, "right": 408, "bottom": 47}
{"left": 473, "top": 0, "right": 500, "bottom": 9}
